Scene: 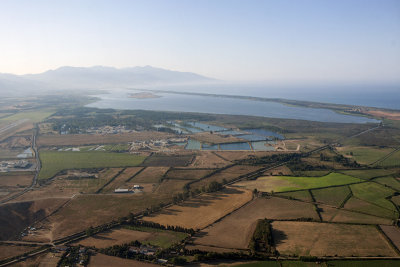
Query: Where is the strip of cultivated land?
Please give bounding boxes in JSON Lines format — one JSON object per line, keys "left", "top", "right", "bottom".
{"left": 38, "top": 151, "right": 146, "bottom": 180}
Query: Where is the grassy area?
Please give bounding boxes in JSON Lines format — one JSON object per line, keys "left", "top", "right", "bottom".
{"left": 327, "top": 260, "right": 400, "bottom": 267}
{"left": 312, "top": 186, "right": 351, "bottom": 207}
{"left": 0, "top": 110, "right": 55, "bottom": 123}
{"left": 374, "top": 176, "right": 400, "bottom": 191}
{"left": 38, "top": 151, "right": 146, "bottom": 180}
{"left": 276, "top": 190, "right": 312, "bottom": 202}
{"left": 378, "top": 150, "right": 400, "bottom": 167}
{"left": 339, "top": 169, "right": 397, "bottom": 180}
{"left": 124, "top": 225, "right": 188, "bottom": 248}
{"left": 350, "top": 182, "right": 397, "bottom": 211}
{"left": 237, "top": 173, "right": 362, "bottom": 193}
{"left": 337, "top": 146, "right": 394, "bottom": 165}
{"left": 234, "top": 262, "right": 279, "bottom": 267}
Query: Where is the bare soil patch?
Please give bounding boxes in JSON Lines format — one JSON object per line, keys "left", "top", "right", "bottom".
{"left": 190, "top": 197, "right": 318, "bottom": 250}
{"left": 272, "top": 221, "right": 396, "bottom": 256}
{"left": 143, "top": 187, "right": 252, "bottom": 230}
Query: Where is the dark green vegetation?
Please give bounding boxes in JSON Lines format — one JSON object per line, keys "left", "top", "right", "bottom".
{"left": 249, "top": 219, "right": 274, "bottom": 254}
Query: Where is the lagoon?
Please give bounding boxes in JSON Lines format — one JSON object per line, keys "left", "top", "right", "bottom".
{"left": 87, "top": 90, "right": 379, "bottom": 124}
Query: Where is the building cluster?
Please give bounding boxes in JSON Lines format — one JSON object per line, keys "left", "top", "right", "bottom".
{"left": 114, "top": 185, "right": 142, "bottom": 194}
{"left": 0, "top": 160, "right": 31, "bottom": 172}
{"left": 86, "top": 125, "right": 135, "bottom": 135}
{"left": 131, "top": 137, "right": 187, "bottom": 151}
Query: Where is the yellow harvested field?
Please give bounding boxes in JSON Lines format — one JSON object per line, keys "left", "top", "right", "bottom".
{"left": 88, "top": 253, "right": 159, "bottom": 267}
{"left": 190, "top": 151, "right": 231, "bottom": 168}
{"left": 131, "top": 167, "right": 169, "bottom": 183}
{"left": 191, "top": 165, "right": 262, "bottom": 189}
{"left": 191, "top": 197, "right": 318, "bottom": 250}
{"left": 76, "top": 228, "right": 153, "bottom": 248}
{"left": 0, "top": 173, "right": 33, "bottom": 187}
{"left": 143, "top": 187, "right": 252, "bottom": 229}
{"left": 272, "top": 221, "right": 397, "bottom": 256}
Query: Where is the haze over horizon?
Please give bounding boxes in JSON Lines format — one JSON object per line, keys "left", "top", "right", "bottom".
{"left": 1, "top": 0, "right": 399, "bottom": 84}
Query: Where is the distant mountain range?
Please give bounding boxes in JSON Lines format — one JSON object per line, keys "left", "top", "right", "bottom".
{"left": 0, "top": 66, "right": 216, "bottom": 95}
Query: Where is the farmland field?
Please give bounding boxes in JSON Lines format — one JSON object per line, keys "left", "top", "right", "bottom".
{"left": 339, "top": 169, "right": 397, "bottom": 180}
{"left": 142, "top": 154, "right": 193, "bottom": 167}
{"left": 378, "top": 150, "right": 400, "bottom": 167}
{"left": 88, "top": 253, "right": 159, "bottom": 267}
{"left": 0, "top": 172, "right": 34, "bottom": 187}
{"left": 235, "top": 173, "right": 361, "bottom": 193}
{"left": 190, "top": 197, "right": 319, "bottom": 250}
{"left": 337, "top": 146, "right": 394, "bottom": 165}
{"left": 311, "top": 186, "right": 351, "bottom": 207}
{"left": 276, "top": 190, "right": 312, "bottom": 202}
{"left": 350, "top": 182, "right": 397, "bottom": 212}
{"left": 380, "top": 225, "right": 400, "bottom": 251}
{"left": 143, "top": 187, "right": 252, "bottom": 230}
{"left": 75, "top": 226, "right": 187, "bottom": 249}
{"left": 190, "top": 165, "right": 262, "bottom": 190}
{"left": 272, "top": 221, "right": 397, "bottom": 256}
{"left": 374, "top": 176, "right": 400, "bottom": 191}
{"left": 38, "top": 151, "right": 146, "bottom": 180}
{"left": 165, "top": 168, "right": 215, "bottom": 180}
{"left": 344, "top": 197, "right": 397, "bottom": 219}
{"left": 130, "top": 166, "right": 169, "bottom": 183}
{"left": 34, "top": 193, "right": 172, "bottom": 240}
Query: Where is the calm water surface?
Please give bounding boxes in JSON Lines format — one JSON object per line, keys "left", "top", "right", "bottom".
{"left": 87, "top": 90, "right": 379, "bottom": 124}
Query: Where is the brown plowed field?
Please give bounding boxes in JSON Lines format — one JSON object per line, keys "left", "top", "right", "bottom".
{"left": 143, "top": 187, "right": 252, "bottom": 230}
{"left": 380, "top": 225, "right": 400, "bottom": 250}
{"left": 190, "top": 197, "right": 318, "bottom": 250}
{"left": 88, "top": 253, "right": 159, "bottom": 267}
{"left": 272, "top": 221, "right": 397, "bottom": 256}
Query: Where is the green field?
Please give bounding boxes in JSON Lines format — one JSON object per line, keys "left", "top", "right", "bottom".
{"left": 0, "top": 110, "right": 55, "bottom": 123}
{"left": 378, "top": 150, "right": 400, "bottom": 167}
{"left": 339, "top": 169, "right": 396, "bottom": 180}
{"left": 235, "top": 261, "right": 400, "bottom": 267}
{"left": 312, "top": 186, "right": 351, "bottom": 207}
{"left": 338, "top": 146, "right": 394, "bottom": 165}
{"left": 374, "top": 176, "right": 400, "bottom": 191}
{"left": 277, "top": 190, "right": 313, "bottom": 202}
{"left": 236, "top": 173, "right": 362, "bottom": 193}
{"left": 350, "top": 182, "right": 396, "bottom": 211}
{"left": 38, "top": 151, "right": 146, "bottom": 180}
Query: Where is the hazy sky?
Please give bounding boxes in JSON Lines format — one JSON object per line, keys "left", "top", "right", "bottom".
{"left": 0, "top": 0, "right": 399, "bottom": 83}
